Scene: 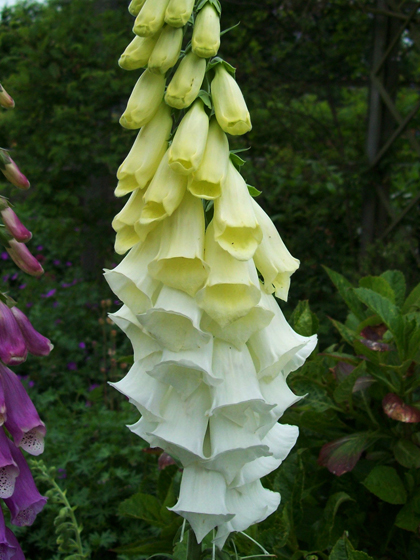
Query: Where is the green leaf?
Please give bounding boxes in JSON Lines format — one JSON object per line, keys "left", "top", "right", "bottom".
{"left": 402, "top": 281, "right": 420, "bottom": 314}
{"left": 291, "top": 300, "right": 319, "bottom": 337}
{"left": 393, "top": 439, "right": 420, "bottom": 469}
{"left": 206, "top": 56, "right": 235, "bottom": 77}
{"left": 363, "top": 466, "right": 407, "bottom": 504}
{"left": 197, "top": 90, "right": 212, "bottom": 110}
{"left": 333, "top": 361, "right": 365, "bottom": 403}
{"left": 247, "top": 184, "right": 262, "bottom": 197}
{"left": 196, "top": 0, "right": 222, "bottom": 16}
{"left": 395, "top": 491, "right": 420, "bottom": 532}
{"left": 316, "top": 492, "right": 354, "bottom": 550}
{"left": 381, "top": 270, "right": 406, "bottom": 307}
{"left": 359, "top": 275, "right": 395, "bottom": 304}
{"left": 323, "top": 267, "right": 366, "bottom": 321}
{"left": 118, "top": 493, "right": 167, "bottom": 527}
{"left": 229, "top": 152, "right": 246, "bottom": 169}
{"left": 329, "top": 535, "right": 374, "bottom": 560}
{"left": 292, "top": 378, "right": 336, "bottom": 412}
{"left": 113, "top": 539, "right": 174, "bottom": 555}
{"left": 220, "top": 21, "right": 241, "bottom": 37}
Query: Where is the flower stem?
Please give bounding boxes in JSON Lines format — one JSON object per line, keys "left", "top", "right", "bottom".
{"left": 187, "top": 529, "right": 202, "bottom": 560}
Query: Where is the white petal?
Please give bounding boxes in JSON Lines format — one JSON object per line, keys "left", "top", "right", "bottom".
{"left": 259, "top": 373, "right": 304, "bottom": 424}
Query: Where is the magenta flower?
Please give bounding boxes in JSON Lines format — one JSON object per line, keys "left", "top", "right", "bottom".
{"left": 0, "top": 302, "right": 27, "bottom": 366}
{"left": 0, "top": 207, "right": 32, "bottom": 243}
{"left": 3, "top": 527, "right": 25, "bottom": 560}
{"left": 0, "top": 153, "right": 30, "bottom": 190}
{"left": 0, "top": 84, "right": 15, "bottom": 109}
{"left": 0, "top": 429, "right": 19, "bottom": 499}
{"left": 0, "top": 508, "right": 18, "bottom": 560}
{"left": 6, "top": 240, "right": 44, "bottom": 277}
{"left": 10, "top": 306, "right": 53, "bottom": 357}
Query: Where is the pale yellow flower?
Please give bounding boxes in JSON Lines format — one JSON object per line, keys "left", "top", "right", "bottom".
{"left": 165, "top": 52, "right": 206, "bottom": 110}
{"left": 120, "top": 70, "right": 166, "bottom": 130}
{"left": 128, "top": 0, "right": 146, "bottom": 17}
{"left": 211, "top": 65, "right": 252, "bottom": 136}
{"left": 192, "top": 3, "right": 220, "bottom": 58}
{"left": 112, "top": 189, "right": 156, "bottom": 254}
{"left": 148, "top": 25, "right": 183, "bottom": 74}
{"left": 133, "top": 0, "right": 170, "bottom": 37}
{"left": 118, "top": 33, "right": 160, "bottom": 71}
{"left": 165, "top": 0, "right": 195, "bottom": 27}
{"left": 168, "top": 99, "right": 209, "bottom": 175}
{"left": 188, "top": 118, "right": 229, "bottom": 200}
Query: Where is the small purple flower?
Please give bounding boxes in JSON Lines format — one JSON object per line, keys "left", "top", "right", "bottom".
{"left": 18, "top": 284, "right": 26, "bottom": 290}
{"left": 67, "top": 362, "right": 77, "bottom": 371}
{"left": 52, "top": 302, "right": 59, "bottom": 308}
{"left": 66, "top": 261, "right": 72, "bottom": 267}
{"left": 2, "top": 275, "right": 9, "bottom": 282}
{"left": 10, "top": 306, "right": 53, "bottom": 357}
{"left": 57, "top": 468, "right": 67, "bottom": 479}
{"left": 36, "top": 246, "right": 43, "bottom": 251}
{"left": 79, "top": 342, "right": 86, "bottom": 349}
{"left": 1, "top": 253, "right": 8, "bottom": 261}
{"left": 41, "top": 289, "right": 56, "bottom": 298}
{"left": 88, "top": 384, "right": 100, "bottom": 392}
{"left": 26, "top": 303, "right": 33, "bottom": 308}
{"left": 53, "top": 259, "right": 61, "bottom": 266}
{"left": 11, "top": 274, "right": 18, "bottom": 281}
{"left": 28, "top": 381, "right": 35, "bottom": 388}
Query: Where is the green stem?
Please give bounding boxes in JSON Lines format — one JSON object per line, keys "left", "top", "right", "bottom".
{"left": 187, "top": 529, "right": 202, "bottom": 560}
{"left": 50, "top": 478, "right": 85, "bottom": 558}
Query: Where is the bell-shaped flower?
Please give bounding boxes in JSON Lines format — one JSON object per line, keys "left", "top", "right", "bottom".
{"left": 200, "top": 297, "right": 274, "bottom": 349}
{"left": 170, "top": 465, "right": 233, "bottom": 543}
{"left": 137, "top": 285, "right": 211, "bottom": 352}
{"left": 251, "top": 198, "right": 300, "bottom": 301}
{"left": 196, "top": 222, "right": 261, "bottom": 326}
{"left": 259, "top": 373, "right": 304, "bottom": 427}
{"left": 116, "top": 102, "right": 172, "bottom": 196}
{"left": 140, "top": 149, "right": 187, "bottom": 224}
{"left": 120, "top": 70, "right": 165, "bottom": 130}
{"left": 211, "top": 65, "right": 252, "bottom": 136}
{"left": 0, "top": 84, "right": 14, "bottom": 109}
{"left": 0, "top": 429, "right": 19, "bottom": 499}
{"left": 128, "top": 0, "right": 146, "bottom": 16}
{"left": 248, "top": 291, "right": 317, "bottom": 380}
{"left": 133, "top": 0, "right": 170, "bottom": 37}
{"left": 130, "top": 383, "right": 210, "bottom": 465}
{"left": 148, "top": 191, "right": 209, "bottom": 297}
{"left": 0, "top": 153, "right": 30, "bottom": 190}
{"left": 232, "top": 423, "right": 299, "bottom": 489}
{"left": 109, "top": 305, "right": 161, "bottom": 362}
{"left": 10, "top": 306, "right": 53, "bottom": 357}
{"left": 168, "top": 99, "right": 209, "bottom": 175}
{"left": 148, "top": 25, "right": 183, "bottom": 74}
{"left": 206, "top": 415, "right": 270, "bottom": 484}
{"left": 2, "top": 527, "right": 24, "bottom": 560}
{"left": 165, "top": 52, "right": 206, "bottom": 110}
{"left": 119, "top": 33, "right": 160, "bottom": 71}
{"left": 214, "top": 480, "right": 280, "bottom": 549}
{"left": 188, "top": 118, "right": 229, "bottom": 200}
{"left": 165, "top": 0, "right": 194, "bottom": 27}
{"left": 213, "top": 162, "right": 262, "bottom": 260}
{"left": 209, "top": 340, "right": 274, "bottom": 429}
{"left": 104, "top": 225, "right": 162, "bottom": 314}
{"left": 0, "top": 363, "right": 46, "bottom": 455}
{"left": 0, "top": 204, "right": 32, "bottom": 243}
{"left": 0, "top": 302, "right": 27, "bottom": 365}
{"left": 192, "top": 4, "right": 220, "bottom": 58}
{"left": 4, "top": 440, "right": 47, "bottom": 526}
{"left": 6, "top": 239, "right": 44, "bottom": 277}
{"left": 147, "top": 338, "right": 220, "bottom": 397}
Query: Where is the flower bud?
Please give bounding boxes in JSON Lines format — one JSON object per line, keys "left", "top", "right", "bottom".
{"left": 213, "top": 162, "right": 262, "bottom": 261}
{"left": 0, "top": 84, "right": 14, "bottom": 109}
{"left": 116, "top": 102, "right": 172, "bottom": 196}
{"left": 0, "top": 206, "right": 32, "bottom": 243}
{"left": 6, "top": 239, "right": 44, "bottom": 277}
{"left": 165, "top": 52, "right": 206, "bottom": 109}
{"left": 0, "top": 152, "right": 30, "bottom": 190}
{"left": 133, "top": 0, "right": 170, "bottom": 37}
{"left": 188, "top": 118, "right": 229, "bottom": 200}
{"left": 128, "top": 0, "right": 146, "bottom": 16}
{"left": 192, "top": 4, "right": 220, "bottom": 58}
{"left": 168, "top": 99, "right": 209, "bottom": 175}
{"left": 0, "top": 302, "right": 27, "bottom": 366}
{"left": 165, "top": 0, "right": 194, "bottom": 27}
{"left": 10, "top": 306, "right": 53, "bottom": 357}
{"left": 140, "top": 149, "right": 187, "bottom": 225}
{"left": 148, "top": 25, "right": 183, "bottom": 74}
{"left": 211, "top": 65, "right": 252, "bottom": 136}
{"left": 251, "top": 199, "right": 300, "bottom": 301}
{"left": 119, "top": 33, "right": 160, "bottom": 71}
{"left": 120, "top": 70, "right": 166, "bottom": 130}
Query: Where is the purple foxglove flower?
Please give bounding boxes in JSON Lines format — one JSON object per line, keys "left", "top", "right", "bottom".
{"left": 0, "top": 379, "right": 6, "bottom": 425}
{"left": 0, "top": 84, "right": 15, "bottom": 109}
{"left": 1, "top": 207, "right": 32, "bottom": 243}
{"left": 0, "top": 152, "right": 30, "bottom": 190}
{"left": 10, "top": 307, "right": 53, "bottom": 357}
{"left": 0, "top": 302, "right": 27, "bottom": 365}
{"left": 0, "top": 363, "right": 45, "bottom": 455}
{"left": 4, "top": 439, "right": 47, "bottom": 526}
{"left": 6, "top": 240, "right": 44, "bottom": 277}
{"left": 0, "top": 428, "right": 19, "bottom": 498}
{"left": 0, "top": 507, "right": 18, "bottom": 560}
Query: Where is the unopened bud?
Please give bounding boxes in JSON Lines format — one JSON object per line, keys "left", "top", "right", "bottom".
{"left": 0, "top": 151, "right": 30, "bottom": 190}
{"left": 120, "top": 70, "right": 165, "bottom": 130}
{"left": 192, "top": 3, "right": 220, "bottom": 59}
{"left": 10, "top": 306, "right": 53, "bottom": 357}
{"left": 165, "top": 52, "right": 206, "bottom": 110}
{"left": 148, "top": 25, "right": 183, "bottom": 75}
{"left": 128, "top": 0, "right": 146, "bottom": 16}
{"left": 6, "top": 239, "right": 44, "bottom": 277}
{"left": 0, "top": 84, "right": 15, "bottom": 109}
{"left": 165, "top": 0, "right": 194, "bottom": 28}
{"left": 1, "top": 206, "right": 32, "bottom": 243}
{"left": 119, "top": 33, "right": 160, "bottom": 71}
{"left": 133, "top": 0, "right": 170, "bottom": 37}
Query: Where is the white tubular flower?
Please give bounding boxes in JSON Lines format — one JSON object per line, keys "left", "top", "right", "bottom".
{"left": 128, "top": 0, "right": 146, "bottom": 16}
{"left": 213, "top": 162, "right": 262, "bottom": 260}
{"left": 211, "top": 64, "right": 252, "bottom": 136}
{"left": 251, "top": 198, "right": 300, "bottom": 301}
{"left": 112, "top": 189, "right": 143, "bottom": 255}
{"left": 165, "top": 52, "right": 206, "bottom": 110}
{"left": 192, "top": 3, "right": 220, "bottom": 59}
{"left": 137, "top": 285, "right": 211, "bottom": 352}
{"left": 259, "top": 373, "right": 305, "bottom": 425}
{"left": 148, "top": 191, "right": 209, "bottom": 296}
{"left": 169, "top": 465, "right": 234, "bottom": 543}
{"left": 196, "top": 222, "right": 261, "bottom": 327}
{"left": 248, "top": 291, "right": 317, "bottom": 380}
{"left": 133, "top": 0, "right": 170, "bottom": 37}
{"left": 188, "top": 118, "right": 229, "bottom": 200}
{"left": 109, "top": 305, "right": 161, "bottom": 362}
{"left": 165, "top": 0, "right": 194, "bottom": 27}
{"left": 103, "top": 226, "right": 162, "bottom": 314}
{"left": 120, "top": 70, "right": 165, "bottom": 130}
{"left": 148, "top": 25, "right": 183, "bottom": 74}
{"left": 116, "top": 102, "right": 172, "bottom": 196}
{"left": 118, "top": 33, "right": 160, "bottom": 71}
{"left": 214, "top": 481, "right": 280, "bottom": 549}
{"left": 130, "top": 384, "right": 211, "bottom": 465}
{"left": 140, "top": 149, "right": 187, "bottom": 225}
{"left": 147, "top": 337, "right": 221, "bottom": 398}
{"left": 168, "top": 99, "right": 209, "bottom": 176}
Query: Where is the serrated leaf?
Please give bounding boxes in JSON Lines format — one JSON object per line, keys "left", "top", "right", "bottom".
{"left": 359, "top": 276, "right": 395, "bottom": 304}
{"left": 402, "top": 281, "right": 420, "bottom": 314}
{"left": 118, "top": 493, "right": 166, "bottom": 527}
{"left": 323, "top": 267, "right": 366, "bottom": 320}
{"left": 333, "top": 361, "right": 365, "bottom": 403}
{"left": 381, "top": 270, "right": 406, "bottom": 307}
{"left": 363, "top": 466, "right": 407, "bottom": 504}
